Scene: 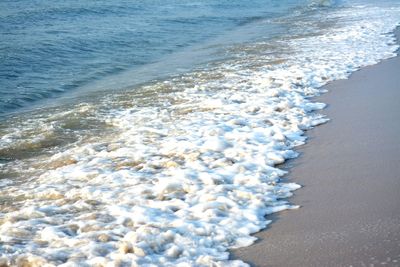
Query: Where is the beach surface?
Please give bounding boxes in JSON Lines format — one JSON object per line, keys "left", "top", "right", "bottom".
{"left": 232, "top": 29, "right": 400, "bottom": 267}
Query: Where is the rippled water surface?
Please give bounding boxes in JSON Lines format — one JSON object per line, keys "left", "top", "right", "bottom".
{"left": 0, "top": 0, "right": 308, "bottom": 114}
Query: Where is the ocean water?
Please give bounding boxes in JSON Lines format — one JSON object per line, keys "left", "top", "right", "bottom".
{"left": 0, "top": 0, "right": 400, "bottom": 266}
{"left": 0, "top": 0, "right": 307, "bottom": 115}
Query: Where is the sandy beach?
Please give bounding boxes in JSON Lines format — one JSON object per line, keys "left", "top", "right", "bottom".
{"left": 232, "top": 29, "right": 400, "bottom": 267}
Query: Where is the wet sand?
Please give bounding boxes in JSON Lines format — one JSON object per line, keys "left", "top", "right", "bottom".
{"left": 232, "top": 29, "right": 400, "bottom": 266}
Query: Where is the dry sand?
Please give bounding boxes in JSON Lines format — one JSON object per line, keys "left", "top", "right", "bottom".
{"left": 232, "top": 29, "right": 400, "bottom": 267}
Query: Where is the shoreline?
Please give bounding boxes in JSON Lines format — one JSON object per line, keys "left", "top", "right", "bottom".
{"left": 1, "top": 5, "right": 400, "bottom": 265}
{"left": 231, "top": 29, "right": 400, "bottom": 266}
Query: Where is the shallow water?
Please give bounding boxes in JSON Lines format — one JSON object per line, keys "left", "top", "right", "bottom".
{"left": 0, "top": 0, "right": 308, "bottom": 115}
{"left": 1, "top": 0, "right": 400, "bottom": 266}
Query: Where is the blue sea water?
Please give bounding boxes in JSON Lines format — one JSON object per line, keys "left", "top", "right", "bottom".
{"left": 0, "top": 0, "right": 309, "bottom": 115}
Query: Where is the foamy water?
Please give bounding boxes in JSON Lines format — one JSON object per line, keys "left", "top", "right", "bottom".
{"left": 1, "top": 2, "right": 400, "bottom": 266}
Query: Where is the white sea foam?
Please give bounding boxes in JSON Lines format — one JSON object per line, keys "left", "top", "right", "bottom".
{"left": 0, "top": 4, "right": 400, "bottom": 267}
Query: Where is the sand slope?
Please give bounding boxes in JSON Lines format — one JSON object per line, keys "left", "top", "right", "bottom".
{"left": 232, "top": 30, "right": 400, "bottom": 267}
